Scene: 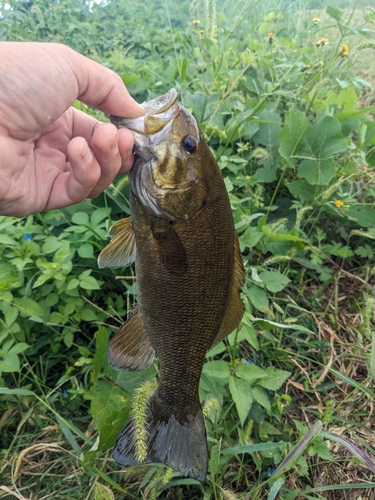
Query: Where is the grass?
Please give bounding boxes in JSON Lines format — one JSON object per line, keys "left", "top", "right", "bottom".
{"left": 1, "top": 0, "right": 375, "bottom": 498}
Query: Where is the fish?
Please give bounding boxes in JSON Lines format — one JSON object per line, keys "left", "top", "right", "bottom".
{"left": 98, "top": 88, "right": 244, "bottom": 482}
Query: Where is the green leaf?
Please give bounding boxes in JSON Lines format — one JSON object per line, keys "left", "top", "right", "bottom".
{"left": 287, "top": 180, "right": 315, "bottom": 204}
{"left": 262, "top": 226, "right": 306, "bottom": 242}
{"left": 248, "top": 285, "right": 269, "bottom": 312}
{"left": 253, "top": 318, "right": 312, "bottom": 333}
{"left": 240, "top": 227, "right": 264, "bottom": 249}
{"left": 308, "top": 439, "right": 333, "bottom": 461}
{"left": 279, "top": 109, "right": 309, "bottom": 160}
{"left": 256, "top": 367, "right": 291, "bottom": 390}
{"left": 122, "top": 73, "right": 140, "bottom": 86}
{"left": 0, "top": 387, "right": 34, "bottom": 396}
{"left": 221, "top": 442, "right": 285, "bottom": 455}
{"left": 252, "top": 386, "right": 271, "bottom": 411}
{"left": 42, "top": 238, "right": 63, "bottom": 254}
{"left": 91, "top": 208, "right": 110, "bottom": 227}
{"left": 258, "top": 271, "right": 290, "bottom": 293}
{"left": 0, "top": 353, "right": 20, "bottom": 372}
{"left": 80, "top": 308, "right": 98, "bottom": 321}
{"left": 72, "top": 212, "right": 90, "bottom": 225}
{"left": 252, "top": 110, "right": 282, "bottom": 148}
{"left": 4, "top": 307, "right": 18, "bottom": 327}
{"left": 239, "top": 322, "right": 259, "bottom": 349}
{"left": 209, "top": 442, "right": 221, "bottom": 477}
{"left": 8, "top": 342, "right": 30, "bottom": 355}
{"left": 94, "top": 483, "right": 115, "bottom": 500}
{"left": 55, "top": 414, "right": 82, "bottom": 456}
{"left": 203, "top": 360, "right": 231, "bottom": 380}
{"left": 326, "top": 6, "right": 343, "bottom": 21}
{"left": 92, "top": 327, "right": 110, "bottom": 384}
{"left": 298, "top": 158, "right": 336, "bottom": 186}
{"left": 259, "top": 421, "right": 282, "bottom": 438}
{"left": 33, "top": 273, "right": 52, "bottom": 288}
{"left": 16, "top": 298, "right": 44, "bottom": 319}
{"left": 229, "top": 375, "right": 253, "bottom": 426}
{"left": 90, "top": 380, "right": 131, "bottom": 450}
{"left": 67, "top": 278, "right": 80, "bottom": 290}
{"left": 296, "top": 116, "right": 347, "bottom": 185}
{"left": 267, "top": 477, "right": 285, "bottom": 500}
{"left": 64, "top": 330, "right": 74, "bottom": 349}
{"left": 78, "top": 243, "right": 95, "bottom": 259}
{"left": 79, "top": 271, "right": 101, "bottom": 290}
{"left": 355, "top": 245, "right": 374, "bottom": 259}
{"left": 347, "top": 205, "right": 375, "bottom": 228}
{"left": 235, "top": 361, "right": 267, "bottom": 383}
{"left": 0, "top": 234, "right": 16, "bottom": 245}
{"left": 180, "top": 58, "right": 188, "bottom": 82}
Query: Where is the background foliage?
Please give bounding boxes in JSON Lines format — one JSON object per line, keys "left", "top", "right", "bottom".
{"left": 1, "top": 0, "right": 375, "bottom": 499}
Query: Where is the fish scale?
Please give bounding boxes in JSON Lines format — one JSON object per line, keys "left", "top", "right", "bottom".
{"left": 98, "top": 89, "right": 244, "bottom": 481}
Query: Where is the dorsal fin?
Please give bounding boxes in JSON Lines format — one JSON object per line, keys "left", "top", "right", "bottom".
{"left": 108, "top": 307, "right": 155, "bottom": 371}
{"left": 212, "top": 231, "right": 245, "bottom": 345}
{"left": 98, "top": 217, "right": 136, "bottom": 269}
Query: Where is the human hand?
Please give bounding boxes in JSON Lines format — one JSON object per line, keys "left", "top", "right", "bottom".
{"left": 0, "top": 42, "right": 144, "bottom": 217}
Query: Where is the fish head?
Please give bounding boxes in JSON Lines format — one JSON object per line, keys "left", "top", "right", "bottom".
{"left": 110, "top": 89, "right": 209, "bottom": 221}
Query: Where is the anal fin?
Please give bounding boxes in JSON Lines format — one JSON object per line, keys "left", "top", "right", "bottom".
{"left": 109, "top": 309, "right": 155, "bottom": 371}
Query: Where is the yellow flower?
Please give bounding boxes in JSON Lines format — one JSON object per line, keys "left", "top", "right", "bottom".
{"left": 340, "top": 44, "right": 349, "bottom": 57}
{"left": 193, "top": 19, "right": 200, "bottom": 24}
{"left": 313, "top": 17, "right": 320, "bottom": 24}
{"left": 268, "top": 32, "right": 274, "bottom": 44}
{"left": 335, "top": 200, "right": 344, "bottom": 208}
{"left": 316, "top": 37, "right": 329, "bottom": 47}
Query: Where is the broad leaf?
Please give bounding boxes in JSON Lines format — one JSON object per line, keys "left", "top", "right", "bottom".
{"left": 229, "top": 375, "right": 253, "bottom": 426}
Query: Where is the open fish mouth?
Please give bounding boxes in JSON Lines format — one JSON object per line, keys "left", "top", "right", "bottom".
{"left": 109, "top": 88, "right": 180, "bottom": 151}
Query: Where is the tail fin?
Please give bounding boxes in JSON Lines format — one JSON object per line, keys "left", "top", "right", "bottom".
{"left": 112, "top": 394, "right": 208, "bottom": 482}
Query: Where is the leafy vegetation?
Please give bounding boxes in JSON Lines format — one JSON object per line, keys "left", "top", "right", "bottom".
{"left": 1, "top": 0, "right": 375, "bottom": 498}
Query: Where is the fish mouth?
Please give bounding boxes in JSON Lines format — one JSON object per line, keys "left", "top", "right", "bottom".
{"left": 109, "top": 88, "right": 180, "bottom": 148}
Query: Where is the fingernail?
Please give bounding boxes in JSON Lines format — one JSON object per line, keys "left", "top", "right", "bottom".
{"left": 126, "top": 149, "right": 134, "bottom": 157}
{"left": 82, "top": 144, "right": 93, "bottom": 164}
{"left": 111, "top": 140, "right": 119, "bottom": 155}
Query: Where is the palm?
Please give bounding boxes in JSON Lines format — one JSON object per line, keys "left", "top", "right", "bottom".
{"left": 0, "top": 42, "right": 143, "bottom": 217}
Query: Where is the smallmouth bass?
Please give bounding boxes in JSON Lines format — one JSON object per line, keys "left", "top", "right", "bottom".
{"left": 98, "top": 89, "right": 244, "bottom": 482}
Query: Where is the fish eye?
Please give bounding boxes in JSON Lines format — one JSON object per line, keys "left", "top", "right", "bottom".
{"left": 182, "top": 135, "right": 198, "bottom": 154}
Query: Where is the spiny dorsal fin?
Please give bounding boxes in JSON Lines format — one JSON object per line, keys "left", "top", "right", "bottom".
{"left": 109, "top": 308, "right": 155, "bottom": 371}
{"left": 212, "top": 231, "right": 245, "bottom": 345}
{"left": 98, "top": 217, "right": 136, "bottom": 269}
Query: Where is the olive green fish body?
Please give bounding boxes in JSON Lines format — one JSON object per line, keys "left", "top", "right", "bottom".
{"left": 98, "top": 89, "right": 244, "bottom": 481}
{"left": 134, "top": 156, "right": 234, "bottom": 411}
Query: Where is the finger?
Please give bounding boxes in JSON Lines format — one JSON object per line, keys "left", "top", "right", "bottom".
{"left": 117, "top": 127, "right": 136, "bottom": 174}
{"left": 56, "top": 44, "right": 145, "bottom": 117}
{"left": 71, "top": 108, "right": 99, "bottom": 143}
{"left": 44, "top": 137, "right": 101, "bottom": 210}
{"left": 88, "top": 123, "right": 133, "bottom": 198}
{"left": 71, "top": 109, "right": 135, "bottom": 173}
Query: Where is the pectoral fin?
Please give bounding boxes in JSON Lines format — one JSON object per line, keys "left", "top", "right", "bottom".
{"left": 152, "top": 219, "right": 188, "bottom": 275}
{"left": 213, "top": 231, "right": 245, "bottom": 344}
{"left": 98, "top": 217, "right": 136, "bottom": 269}
{"left": 109, "top": 308, "right": 155, "bottom": 371}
